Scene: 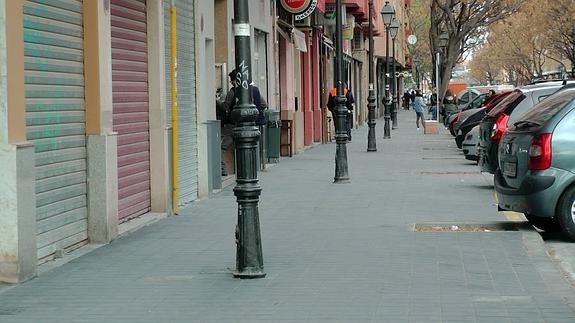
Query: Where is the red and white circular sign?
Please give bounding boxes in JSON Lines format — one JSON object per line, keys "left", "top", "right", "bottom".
{"left": 280, "top": 0, "right": 311, "bottom": 14}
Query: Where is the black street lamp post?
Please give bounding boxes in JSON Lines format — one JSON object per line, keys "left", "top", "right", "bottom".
{"left": 231, "top": 0, "right": 265, "bottom": 279}
{"left": 367, "top": 0, "right": 376, "bottom": 152}
{"left": 334, "top": 0, "right": 350, "bottom": 182}
{"left": 389, "top": 18, "right": 400, "bottom": 129}
{"left": 381, "top": 1, "right": 395, "bottom": 139}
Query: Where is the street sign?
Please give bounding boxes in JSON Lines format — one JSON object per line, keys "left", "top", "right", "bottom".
{"left": 279, "top": 0, "right": 318, "bottom": 21}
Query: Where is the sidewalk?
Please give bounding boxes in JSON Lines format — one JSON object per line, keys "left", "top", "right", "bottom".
{"left": 1, "top": 109, "right": 575, "bottom": 322}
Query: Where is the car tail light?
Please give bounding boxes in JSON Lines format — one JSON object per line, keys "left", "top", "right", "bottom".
{"left": 528, "top": 133, "right": 552, "bottom": 170}
{"left": 491, "top": 113, "right": 509, "bottom": 140}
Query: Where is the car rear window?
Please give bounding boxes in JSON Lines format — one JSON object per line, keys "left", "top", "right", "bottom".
{"left": 487, "top": 91, "right": 523, "bottom": 117}
{"left": 517, "top": 88, "right": 575, "bottom": 125}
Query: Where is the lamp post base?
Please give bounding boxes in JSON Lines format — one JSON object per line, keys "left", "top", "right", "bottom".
{"left": 233, "top": 270, "right": 267, "bottom": 279}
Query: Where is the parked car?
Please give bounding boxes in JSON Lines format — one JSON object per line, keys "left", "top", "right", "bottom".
{"left": 462, "top": 125, "right": 480, "bottom": 162}
{"left": 457, "top": 93, "right": 488, "bottom": 112}
{"left": 447, "top": 95, "right": 487, "bottom": 136}
{"left": 495, "top": 85, "right": 575, "bottom": 239}
{"left": 454, "top": 91, "right": 513, "bottom": 148}
{"left": 456, "top": 88, "right": 482, "bottom": 105}
{"left": 477, "top": 82, "right": 571, "bottom": 174}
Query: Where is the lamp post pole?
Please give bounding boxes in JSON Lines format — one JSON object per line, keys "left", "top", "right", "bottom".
{"left": 334, "top": 0, "right": 350, "bottom": 182}
{"left": 390, "top": 19, "right": 399, "bottom": 129}
{"left": 381, "top": 1, "right": 394, "bottom": 139}
{"left": 366, "top": 0, "right": 376, "bottom": 152}
{"left": 438, "top": 31, "right": 449, "bottom": 122}
{"left": 231, "top": 0, "right": 265, "bottom": 279}
{"left": 435, "top": 51, "right": 440, "bottom": 122}
{"left": 414, "top": 59, "right": 421, "bottom": 90}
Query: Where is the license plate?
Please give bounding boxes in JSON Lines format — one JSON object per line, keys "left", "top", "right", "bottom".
{"left": 503, "top": 161, "right": 517, "bottom": 178}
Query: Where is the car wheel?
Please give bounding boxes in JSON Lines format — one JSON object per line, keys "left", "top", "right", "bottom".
{"left": 557, "top": 186, "right": 575, "bottom": 241}
{"left": 455, "top": 135, "right": 463, "bottom": 149}
{"left": 524, "top": 213, "right": 562, "bottom": 232}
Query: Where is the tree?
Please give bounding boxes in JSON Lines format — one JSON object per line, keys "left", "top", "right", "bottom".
{"left": 468, "top": 46, "right": 500, "bottom": 85}
{"left": 544, "top": 0, "right": 575, "bottom": 77}
{"left": 467, "top": 0, "right": 573, "bottom": 86}
{"left": 407, "top": 0, "right": 433, "bottom": 87}
{"left": 429, "top": 0, "right": 523, "bottom": 99}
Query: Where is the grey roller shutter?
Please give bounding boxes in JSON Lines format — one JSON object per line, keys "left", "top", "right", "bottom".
{"left": 23, "top": 0, "right": 88, "bottom": 260}
{"left": 164, "top": 0, "right": 198, "bottom": 207}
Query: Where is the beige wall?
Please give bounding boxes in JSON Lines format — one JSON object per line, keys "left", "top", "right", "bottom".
{"left": 6, "top": 0, "right": 25, "bottom": 144}
{"left": 84, "top": 0, "right": 114, "bottom": 135}
{"left": 214, "top": 0, "right": 228, "bottom": 65}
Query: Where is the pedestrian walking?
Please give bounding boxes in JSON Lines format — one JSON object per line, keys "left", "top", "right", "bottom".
{"left": 403, "top": 90, "right": 410, "bottom": 110}
{"left": 327, "top": 82, "right": 355, "bottom": 141}
{"left": 413, "top": 90, "right": 426, "bottom": 130}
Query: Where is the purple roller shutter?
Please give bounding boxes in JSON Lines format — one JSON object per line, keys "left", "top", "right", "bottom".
{"left": 111, "top": 0, "right": 150, "bottom": 221}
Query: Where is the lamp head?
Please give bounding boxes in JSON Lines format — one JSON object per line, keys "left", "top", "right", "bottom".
{"left": 439, "top": 32, "right": 449, "bottom": 49}
{"left": 389, "top": 19, "right": 400, "bottom": 39}
{"left": 380, "top": 1, "right": 395, "bottom": 26}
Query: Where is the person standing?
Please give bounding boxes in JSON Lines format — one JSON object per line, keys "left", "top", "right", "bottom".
{"left": 327, "top": 82, "right": 355, "bottom": 142}
{"left": 413, "top": 90, "right": 426, "bottom": 130}
{"left": 442, "top": 89, "right": 457, "bottom": 127}
{"left": 430, "top": 91, "right": 438, "bottom": 121}
{"left": 220, "top": 69, "right": 268, "bottom": 174}
{"left": 223, "top": 69, "right": 268, "bottom": 125}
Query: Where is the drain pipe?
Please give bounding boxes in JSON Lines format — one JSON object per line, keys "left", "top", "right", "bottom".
{"left": 170, "top": 0, "right": 179, "bottom": 214}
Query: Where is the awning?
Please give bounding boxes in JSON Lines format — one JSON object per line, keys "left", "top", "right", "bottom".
{"left": 276, "top": 19, "right": 307, "bottom": 53}
{"left": 321, "top": 35, "right": 334, "bottom": 52}
{"left": 291, "top": 28, "right": 307, "bottom": 52}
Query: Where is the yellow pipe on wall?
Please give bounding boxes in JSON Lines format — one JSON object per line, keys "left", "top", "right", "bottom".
{"left": 170, "top": 2, "right": 179, "bottom": 214}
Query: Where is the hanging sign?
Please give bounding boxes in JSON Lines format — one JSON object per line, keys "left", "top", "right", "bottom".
{"left": 279, "top": 0, "right": 318, "bottom": 21}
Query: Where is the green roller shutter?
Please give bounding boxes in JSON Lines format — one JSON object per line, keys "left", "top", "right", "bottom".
{"left": 23, "top": 0, "right": 87, "bottom": 260}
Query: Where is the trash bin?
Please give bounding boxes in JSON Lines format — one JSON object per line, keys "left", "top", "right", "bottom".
{"left": 205, "top": 120, "right": 222, "bottom": 192}
{"left": 266, "top": 110, "right": 281, "bottom": 163}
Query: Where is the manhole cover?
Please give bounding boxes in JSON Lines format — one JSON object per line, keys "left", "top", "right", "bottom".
{"left": 414, "top": 223, "right": 519, "bottom": 232}
{"left": 420, "top": 171, "right": 479, "bottom": 175}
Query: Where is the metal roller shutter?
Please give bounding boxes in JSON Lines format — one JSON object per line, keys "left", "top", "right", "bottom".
{"left": 164, "top": 0, "right": 198, "bottom": 207}
{"left": 23, "top": 0, "right": 88, "bottom": 260}
{"left": 111, "top": 0, "right": 151, "bottom": 221}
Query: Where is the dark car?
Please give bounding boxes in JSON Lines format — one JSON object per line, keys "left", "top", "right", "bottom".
{"left": 454, "top": 91, "right": 512, "bottom": 148}
{"left": 477, "top": 83, "right": 569, "bottom": 174}
{"left": 447, "top": 94, "right": 490, "bottom": 136}
{"left": 458, "top": 93, "right": 489, "bottom": 111}
{"left": 495, "top": 85, "right": 575, "bottom": 239}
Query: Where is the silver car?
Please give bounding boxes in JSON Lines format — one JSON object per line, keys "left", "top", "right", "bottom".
{"left": 462, "top": 124, "right": 479, "bottom": 162}
{"left": 495, "top": 85, "right": 575, "bottom": 239}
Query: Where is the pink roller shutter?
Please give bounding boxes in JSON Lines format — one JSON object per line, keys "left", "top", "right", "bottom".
{"left": 111, "top": 0, "right": 151, "bottom": 221}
